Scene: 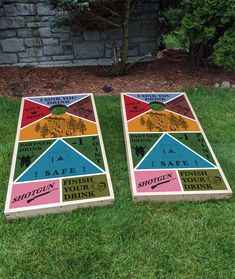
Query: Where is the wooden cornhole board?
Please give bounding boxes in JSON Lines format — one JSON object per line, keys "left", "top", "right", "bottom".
{"left": 5, "top": 93, "right": 114, "bottom": 219}
{"left": 121, "top": 92, "right": 232, "bottom": 201}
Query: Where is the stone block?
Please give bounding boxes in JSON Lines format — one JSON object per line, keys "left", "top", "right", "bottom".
{"left": 105, "top": 47, "right": 112, "bottom": 58}
{"left": 128, "top": 45, "right": 140, "bottom": 57}
{"left": 39, "top": 27, "right": 51, "bottom": 37}
{"left": 140, "top": 41, "right": 157, "bottom": 55}
{"left": 51, "top": 27, "right": 70, "bottom": 33}
{"left": 43, "top": 45, "right": 64, "bottom": 56}
{"left": 142, "top": 3, "right": 159, "bottom": 13}
{"left": 1, "top": 38, "right": 25, "bottom": 52}
{"left": 19, "top": 57, "right": 37, "bottom": 63}
{"left": 97, "top": 58, "right": 112, "bottom": 66}
{"left": 27, "top": 22, "right": 48, "bottom": 28}
{"left": 60, "top": 38, "right": 73, "bottom": 46}
{"left": 25, "top": 38, "right": 42, "bottom": 47}
{"left": 4, "top": 3, "right": 36, "bottom": 16}
{"left": 129, "top": 21, "right": 142, "bottom": 37}
{"left": 0, "top": 53, "right": 18, "bottom": 64}
{"left": 111, "top": 28, "right": 123, "bottom": 39}
{"left": 42, "top": 38, "right": 58, "bottom": 46}
{"left": 0, "top": 17, "right": 25, "bottom": 29}
{"left": 141, "top": 20, "right": 158, "bottom": 35}
{"left": 0, "top": 8, "right": 5, "bottom": 17}
{"left": 36, "top": 3, "right": 55, "bottom": 16}
{"left": 63, "top": 45, "right": 74, "bottom": 55}
{"left": 35, "top": 48, "right": 43, "bottom": 57}
{"left": 32, "top": 28, "right": 40, "bottom": 37}
{"left": 51, "top": 32, "right": 69, "bottom": 38}
{"left": 16, "top": 62, "right": 38, "bottom": 67}
{"left": 18, "top": 50, "right": 37, "bottom": 58}
{"left": 38, "top": 56, "right": 52, "bottom": 62}
{"left": 73, "top": 41, "right": 105, "bottom": 59}
{"left": 127, "top": 55, "right": 154, "bottom": 64}
{"left": 40, "top": 16, "right": 54, "bottom": 22}
{"left": 26, "top": 15, "right": 41, "bottom": 22}
{"left": 17, "top": 28, "right": 32, "bottom": 37}
{"left": 0, "top": 29, "right": 16, "bottom": 38}
{"left": 70, "top": 36, "right": 84, "bottom": 42}
{"left": 74, "top": 59, "right": 98, "bottom": 66}
{"left": 52, "top": 55, "right": 74, "bottom": 61}
{"left": 83, "top": 31, "right": 100, "bottom": 41}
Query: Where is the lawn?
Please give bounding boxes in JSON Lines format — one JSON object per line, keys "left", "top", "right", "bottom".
{"left": 0, "top": 87, "right": 234, "bottom": 279}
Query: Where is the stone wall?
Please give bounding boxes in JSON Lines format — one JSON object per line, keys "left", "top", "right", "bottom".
{"left": 0, "top": 0, "right": 160, "bottom": 67}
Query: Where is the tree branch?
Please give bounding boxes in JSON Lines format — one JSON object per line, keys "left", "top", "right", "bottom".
{"left": 84, "top": 10, "right": 121, "bottom": 28}
{"left": 100, "top": 1, "right": 121, "bottom": 18}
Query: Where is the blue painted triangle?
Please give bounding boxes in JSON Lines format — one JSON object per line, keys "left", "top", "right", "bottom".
{"left": 28, "top": 95, "right": 88, "bottom": 107}
{"left": 17, "top": 140, "right": 102, "bottom": 182}
{"left": 128, "top": 93, "right": 181, "bottom": 104}
{"left": 137, "top": 134, "right": 215, "bottom": 169}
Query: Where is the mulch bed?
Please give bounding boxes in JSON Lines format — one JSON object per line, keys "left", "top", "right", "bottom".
{"left": 0, "top": 56, "right": 234, "bottom": 98}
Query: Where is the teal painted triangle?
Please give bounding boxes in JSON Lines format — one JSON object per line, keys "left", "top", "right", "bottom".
{"left": 137, "top": 134, "right": 215, "bottom": 169}
{"left": 17, "top": 139, "right": 102, "bottom": 182}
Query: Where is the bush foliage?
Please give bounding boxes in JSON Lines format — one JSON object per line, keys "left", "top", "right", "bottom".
{"left": 164, "top": 0, "right": 235, "bottom": 70}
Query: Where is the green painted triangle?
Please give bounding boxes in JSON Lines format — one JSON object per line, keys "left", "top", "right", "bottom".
{"left": 130, "top": 133, "right": 162, "bottom": 167}
{"left": 14, "top": 139, "right": 55, "bottom": 180}
{"left": 64, "top": 136, "right": 105, "bottom": 170}
{"left": 170, "top": 133, "right": 215, "bottom": 164}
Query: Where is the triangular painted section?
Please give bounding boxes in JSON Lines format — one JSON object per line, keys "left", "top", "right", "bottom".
{"left": 127, "top": 93, "right": 182, "bottom": 104}
{"left": 28, "top": 95, "right": 88, "bottom": 107}
{"left": 67, "top": 96, "right": 95, "bottom": 122}
{"left": 137, "top": 134, "right": 215, "bottom": 170}
{"left": 17, "top": 140, "right": 103, "bottom": 182}
{"left": 165, "top": 95, "right": 195, "bottom": 119}
{"left": 130, "top": 133, "right": 162, "bottom": 167}
{"left": 64, "top": 136, "right": 105, "bottom": 170}
{"left": 14, "top": 139, "right": 55, "bottom": 180}
{"left": 21, "top": 99, "right": 50, "bottom": 128}
{"left": 124, "top": 95, "right": 150, "bottom": 121}
{"left": 170, "top": 133, "right": 215, "bottom": 164}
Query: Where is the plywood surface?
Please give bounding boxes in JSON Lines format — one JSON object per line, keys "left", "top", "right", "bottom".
{"left": 5, "top": 94, "right": 114, "bottom": 218}
{"left": 121, "top": 92, "right": 232, "bottom": 201}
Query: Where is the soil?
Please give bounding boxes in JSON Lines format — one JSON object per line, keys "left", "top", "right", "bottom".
{"left": 0, "top": 52, "right": 234, "bottom": 98}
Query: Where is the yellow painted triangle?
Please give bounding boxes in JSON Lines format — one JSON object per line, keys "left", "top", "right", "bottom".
{"left": 128, "top": 110, "right": 200, "bottom": 132}
{"left": 19, "top": 113, "right": 98, "bottom": 141}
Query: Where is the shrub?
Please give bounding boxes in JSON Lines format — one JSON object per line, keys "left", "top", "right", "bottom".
{"left": 163, "top": 0, "right": 235, "bottom": 70}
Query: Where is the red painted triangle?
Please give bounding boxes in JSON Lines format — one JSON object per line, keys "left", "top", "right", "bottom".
{"left": 21, "top": 99, "right": 50, "bottom": 128}
{"left": 124, "top": 95, "right": 150, "bottom": 121}
{"left": 67, "top": 96, "right": 95, "bottom": 122}
{"left": 165, "top": 95, "right": 195, "bottom": 120}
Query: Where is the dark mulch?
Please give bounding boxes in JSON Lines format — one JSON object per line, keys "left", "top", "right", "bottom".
{"left": 0, "top": 58, "right": 234, "bottom": 98}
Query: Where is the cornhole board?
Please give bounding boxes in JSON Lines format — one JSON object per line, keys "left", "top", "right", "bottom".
{"left": 121, "top": 92, "right": 232, "bottom": 201}
{"left": 5, "top": 93, "right": 114, "bottom": 219}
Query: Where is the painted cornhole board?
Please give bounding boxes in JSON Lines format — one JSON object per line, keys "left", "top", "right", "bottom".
{"left": 5, "top": 93, "right": 114, "bottom": 219}
{"left": 121, "top": 92, "right": 232, "bottom": 201}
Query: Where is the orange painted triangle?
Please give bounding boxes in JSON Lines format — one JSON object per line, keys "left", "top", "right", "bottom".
{"left": 128, "top": 109, "right": 200, "bottom": 132}
{"left": 19, "top": 113, "right": 98, "bottom": 141}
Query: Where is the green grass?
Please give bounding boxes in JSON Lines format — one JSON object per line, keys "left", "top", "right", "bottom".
{"left": 0, "top": 88, "right": 234, "bottom": 279}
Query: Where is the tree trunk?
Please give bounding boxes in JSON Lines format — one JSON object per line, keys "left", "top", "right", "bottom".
{"left": 108, "top": 0, "right": 131, "bottom": 76}
{"left": 189, "top": 43, "right": 207, "bottom": 67}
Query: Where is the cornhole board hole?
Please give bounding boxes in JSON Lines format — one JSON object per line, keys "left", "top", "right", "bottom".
{"left": 5, "top": 93, "right": 114, "bottom": 219}
{"left": 121, "top": 92, "right": 232, "bottom": 201}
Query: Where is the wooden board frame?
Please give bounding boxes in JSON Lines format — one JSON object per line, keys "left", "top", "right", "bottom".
{"left": 5, "top": 93, "right": 114, "bottom": 219}
{"left": 121, "top": 92, "right": 232, "bottom": 202}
